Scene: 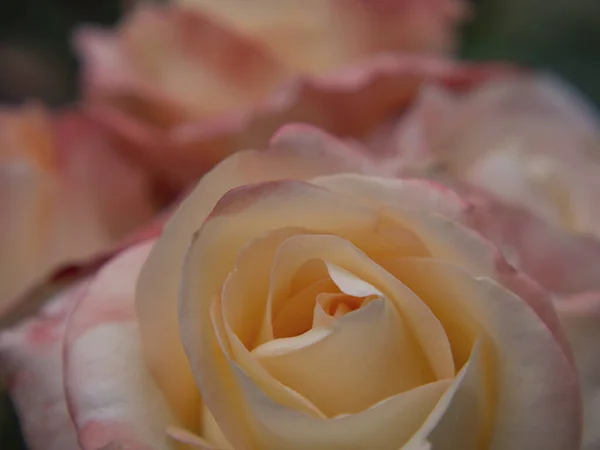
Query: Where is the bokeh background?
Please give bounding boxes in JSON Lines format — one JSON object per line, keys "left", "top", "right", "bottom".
{"left": 0, "top": 0, "right": 598, "bottom": 447}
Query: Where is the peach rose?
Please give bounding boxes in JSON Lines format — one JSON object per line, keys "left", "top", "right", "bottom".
{"left": 1, "top": 126, "right": 583, "bottom": 449}
{"left": 376, "top": 73, "right": 600, "bottom": 295}
{"left": 75, "top": 1, "right": 468, "bottom": 187}
{"left": 0, "top": 104, "right": 159, "bottom": 321}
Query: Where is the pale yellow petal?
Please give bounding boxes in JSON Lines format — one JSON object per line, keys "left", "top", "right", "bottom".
{"left": 253, "top": 298, "right": 432, "bottom": 416}
{"left": 232, "top": 361, "right": 449, "bottom": 450}
{"left": 274, "top": 278, "right": 337, "bottom": 337}
{"left": 267, "top": 234, "right": 454, "bottom": 380}
{"left": 312, "top": 174, "right": 467, "bottom": 221}
{"left": 403, "top": 339, "right": 491, "bottom": 450}
{"left": 388, "top": 258, "right": 580, "bottom": 449}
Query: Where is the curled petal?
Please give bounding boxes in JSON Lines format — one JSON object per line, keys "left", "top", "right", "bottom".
{"left": 64, "top": 241, "right": 178, "bottom": 450}
{"left": 387, "top": 258, "right": 580, "bottom": 449}
{"left": 405, "top": 339, "right": 490, "bottom": 450}
{"left": 0, "top": 282, "right": 87, "bottom": 450}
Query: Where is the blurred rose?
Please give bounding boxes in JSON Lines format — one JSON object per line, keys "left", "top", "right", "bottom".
{"left": 0, "top": 104, "right": 158, "bottom": 322}
{"left": 75, "top": 1, "right": 468, "bottom": 187}
{"left": 0, "top": 126, "right": 582, "bottom": 450}
{"left": 375, "top": 73, "right": 600, "bottom": 295}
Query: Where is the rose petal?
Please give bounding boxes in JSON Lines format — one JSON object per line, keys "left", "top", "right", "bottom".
{"left": 387, "top": 258, "right": 581, "bottom": 449}
{"left": 0, "top": 105, "right": 156, "bottom": 320}
{"left": 0, "top": 282, "right": 87, "bottom": 450}
{"left": 64, "top": 241, "right": 178, "bottom": 450}
{"left": 405, "top": 339, "right": 490, "bottom": 449}
{"left": 463, "top": 187, "right": 600, "bottom": 294}
{"left": 230, "top": 364, "right": 449, "bottom": 450}
{"left": 265, "top": 234, "right": 454, "bottom": 380}
{"left": 312, "top": 174, "right": 467, "bottom": 220}
{"left": 253, "top": 297, "right": 432, "bottom": 416}
{"left": 393, "top": 74, "right": 600, "bottom": 239}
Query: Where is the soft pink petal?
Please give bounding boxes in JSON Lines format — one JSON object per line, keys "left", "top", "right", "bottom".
{"left": 463, "top": 186, "right": 600, "bottom": 294}
{"left": 386, "top": 74, "right": 600, "bottom": 240}
{"left": 0, "top": 281, "right": 88, "bottom": 450}
{"left": 63, "top": 241, "right": 178, "bottom": 450}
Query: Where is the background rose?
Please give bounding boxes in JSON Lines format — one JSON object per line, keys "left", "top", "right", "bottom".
{"left": 0, "top": 126, "right": 583, "bottom": 449}
{"left": 74, "top": 0, "right": 468, "bottom": 188}
{"left": 0, "top": 104, "right": 159, "bottom": 320}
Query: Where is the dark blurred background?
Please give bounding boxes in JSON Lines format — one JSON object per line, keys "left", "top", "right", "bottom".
{"left": 0, "top": 0, "right": 598, "bottom": 448}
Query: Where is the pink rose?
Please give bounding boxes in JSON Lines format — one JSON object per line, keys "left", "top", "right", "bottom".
{"left": 0, "top": 105, "right": 160, "bottom": 321}
{"left": 1, "top": 126, "right": 583, "bottom": 449}
{"left": 75, "top": 1, "right": 469, "bottom": 187}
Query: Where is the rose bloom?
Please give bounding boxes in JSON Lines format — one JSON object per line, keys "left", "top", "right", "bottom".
{"left": 0, "top": 104, "right": 159, "bottom": 321}
{"left": 75, "top": 0, "right": 468, "bottom": 187}
{"left": 2, "top": 125, "right": 596, "bottom": 450}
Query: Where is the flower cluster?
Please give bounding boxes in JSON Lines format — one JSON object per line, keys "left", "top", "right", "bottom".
{"left": 1, "top": 2, "right": 599, "bottom": 450}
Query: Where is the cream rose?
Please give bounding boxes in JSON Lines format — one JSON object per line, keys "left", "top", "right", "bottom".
{"left": 0, "top": 126, "right": 582, "bottom": 449}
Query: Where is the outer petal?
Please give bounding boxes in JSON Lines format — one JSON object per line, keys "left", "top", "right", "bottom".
{"left": 390, "top": 74, "right": 600, "bottom": 238}
{"left": 463, "top": 187, "right": 600, "bottom": 294}
{"left": 555, "top": 292, "right": 600, "bottom": 450}
{"left": 0, "top": 104, "right": 156, "bottom": 319}
{"left": 403, "top": 339, "right": 490, "bottom": 450}
{"left": 64, "top": 241, "right": 178, "bottom": 450}
{"left": 0, "top": 281, "right": 87, "bottom": 450}
{"left": 388, "top": 258, "right": 580, "bottom": 450}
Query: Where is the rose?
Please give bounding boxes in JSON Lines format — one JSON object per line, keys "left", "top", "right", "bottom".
{"left": 0, "top": 104, "right": 157, "bottom": 319}
{"left": 1, "top": 125, "right": 584, "bottom": 450}
{"left": 74, "top": 1, "right": 468, "bottom": 187}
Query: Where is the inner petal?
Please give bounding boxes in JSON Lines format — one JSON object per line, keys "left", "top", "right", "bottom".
{"left": 272, "top": 278, "right": 337, "bottom": 339}
{"left": 313, "top": 292, "right": 378, "bottom": 328}
{"left": 252, "top": 298, "right": 433, "bottom": 417}
{"left": 267, "top": 234, "right": 455, "bottom": 380}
